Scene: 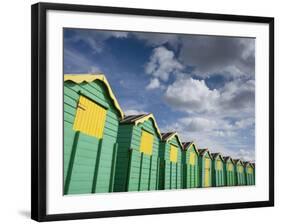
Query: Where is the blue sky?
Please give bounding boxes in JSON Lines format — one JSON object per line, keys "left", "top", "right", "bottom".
{"left": 64, "top": 28, "right": 255, "bottom": 162}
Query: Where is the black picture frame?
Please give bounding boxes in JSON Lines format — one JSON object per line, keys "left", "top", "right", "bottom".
{"left": 31, "top": 2, "right": 274, "bottom": 222}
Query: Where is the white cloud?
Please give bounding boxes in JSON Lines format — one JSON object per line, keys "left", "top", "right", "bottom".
{"left": 124, "top": 109, "right": 147, "bottom": 116}
{"left": 133, "top": 32, "right": 180, "bottom": 49}
{"left": 178, "top": 117, "right": 217, "bottom": 132}
{"left": 146, "top": 78, "right": 161, "bottom": 90}
{"left": 164, "top": 75, "right": 255, "bottom": 117}
{"left": 235, "top": 149, "right": 255, "bottom": 162}
{"left": 165, "top": 77, "right": 220, "bottom": 113}
{"left": 145, "top": 46, "right": 183, "bottom": 81}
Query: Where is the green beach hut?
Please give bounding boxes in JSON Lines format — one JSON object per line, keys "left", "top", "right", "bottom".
{"left": 182, "top": 142, "right": 199, "bottom": 188}
{"left": 159, "top": 132, "right": 184, "bottom": 190}
{"left": 233, "top": 159, "right": 246, "bottom": 185}
{"left": 223, "top": 156, "right": 236, "bottom": 186}
{"left": 244, "top": 162, "right": 255, "bottom": 185}
{"left": 198, "top": 149, "right": 213, "bottom": 188}
{"left": 114, "top": 114, "right": 162, "bottom": 192}
{"left": 63, "top": 74, "right": 124, "bottom": 195}
{"left": 211, "top": 153, "right": 225, "bottom": 187}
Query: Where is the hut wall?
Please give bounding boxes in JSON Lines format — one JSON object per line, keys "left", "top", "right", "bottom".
{"left": 245, "top": 166, "right": 255, "bottom": 185}
{"left": 199, "top": 154, "right": 212, "bottom": 187}
{"left": 224, "top": 161, "right": 235, "bottom": 186}
{"left": 116, "top": 119, "right": 160, "bottom": 192}
{"left": 212, "top": 158, "right": 225, "bottom": 187}
{"left": 113, "top": 125, "right": 133, "bottom": 192}
{"left": 159, "top": 137, "right": 183, "bottom": 190}
{"left": 185, "top": 145, "right": 199, "bottom": 188}
{"left": 236, "top": 164, "right": 246, "bottom": 185}
{"left": 63, "top": 80, "right": 120, "bottom": 194}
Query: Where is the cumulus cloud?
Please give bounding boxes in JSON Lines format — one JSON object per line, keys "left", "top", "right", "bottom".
{"left": 178, "top": 117, "right": 217, "bottom": 132}
{"left": 146, "top": 78, "right": 161, "bottom": 90}
{"left": 133, "top": 32, "right": 180, "bottom": 49}
{"left": 124, "top": 109, "right": 148, "bottom": 116}
{"left": 235, "top": 149, "right": 255, "bottom": 162}
{"left": 178, "top": 35, "right": 255, "bottom": 78}
{"left": 164, "top": 77, "right": 220, "bottom": 114}
{"left": 145, "top": 46, "right": 183, "bottom": 81}
{"left": 164, "top": 75, "right": 255, "bottom": 117}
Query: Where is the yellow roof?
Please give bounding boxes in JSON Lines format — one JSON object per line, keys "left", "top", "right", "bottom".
{"left": 64, "top": 74, "right": 124, "bottom": 118}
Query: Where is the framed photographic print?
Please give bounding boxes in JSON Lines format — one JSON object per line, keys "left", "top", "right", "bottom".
{"left": 31, "top": 2, "right": 274, "bottom": 222}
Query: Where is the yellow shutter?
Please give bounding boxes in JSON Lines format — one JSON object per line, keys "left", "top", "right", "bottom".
{"left": 73, "top": 95, "right": 106, "bottom": 139}
{"left": 247, "top": 167, "right": 253, "bottom": 174}
{"left": 189, "top": 151, "right": 195, "bottom": 165}
{"left": 227, "top": 163, "right": 233, "bottom": 171}
{"left": 205, "top": 158, "right": 210, "bottom": 169}
{"left": 204, "top": 158, "right": 210, "bottom": 187}
{"left": 205, "top": 169, "right": 210, "bottom": 187}
{"left": 217, "top": 160, "right": 222, "bottom": 170}
{"left": 170, "top": 145, "right": 178, "bottom": 163}
{"left": 139, "top": 130, "right": 154, "bottom": 155}
{"left": 238, "top": 165, "right": 243, "bottom": 173}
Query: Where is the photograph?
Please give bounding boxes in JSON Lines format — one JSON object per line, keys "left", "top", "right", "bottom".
{"left": 63, "top": 28, "right": 256, "bottom": 195}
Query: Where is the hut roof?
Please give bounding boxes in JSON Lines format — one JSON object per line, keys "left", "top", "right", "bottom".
{"left": 243, "top": 161, "right": 255, "bottom": 168}
{"left": 182, "top": 141, "right": 199, "bottom": 155}
{"left": 223, "top": 156, "right": 234, "bottom": 163}
{"left": 198, "top": 148, "right": 212, "bottom": 158}
{"left": 161, "top": 132, "right": 183, "bottom": 150}
{"left": 120, "top": 113, "right": 162, "bottom": 138}
{"left": 64, "top": 74, "right": 124, "bottom": 118}
{"left": 211, "top": 153, "right": 224, "bottom": 161}
{"left": 233, "top": 159, "right": 244, "bottom": 165}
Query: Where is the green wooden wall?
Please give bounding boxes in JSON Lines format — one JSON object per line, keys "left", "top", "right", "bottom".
{"left": 63, "top": 80, "right": 120, "bottom": 195}
{"left": 114, "top": 119, "right": 160, "bottom": 192}
{"left": 235, "top": 163, "right": 246, "bottom": 185}
{"left": 224, "top": 161, "right": 236, "bottom": 186}
{"left": 212, "top": 157, "right": 225, "bottom": 187}
{"left": 159, "top": 136, "right": 184, "bottom": 190}
{"left": 245, "top": 165, "right": 255, "bottom": 185}
{"left": 184, "top": 145, "right": 199, "bottom": 188}
{"left": 199, "top": 153, "right": 212, "bottom": 187}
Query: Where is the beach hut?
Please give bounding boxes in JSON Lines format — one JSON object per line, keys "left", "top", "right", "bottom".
{"left": 233, "top": 159, "right": 246, "bottom": 185}
{"left": 159, "top": 132, "right": 184, "bottom": 190}
{"left": 211, "top": 153, "right": 225, "bottom": 187}
{"left": 114, "top": 114, "right": 161, "bottom": 192}
{"left": 63, "top": 74, "right": 124, "bottom": 194}
{"left": 198, "top": 149, "right": 213, "bottom": 187}
{"left": 182, "top": 142, "right": 199, "bottom": 188}
{"left": 223, "top": 156, "right": 236, "bottom": 186}
{"left": 244, "top": 162, "right": 255, "bottom": 185}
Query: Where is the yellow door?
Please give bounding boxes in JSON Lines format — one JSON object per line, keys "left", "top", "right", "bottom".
{"left": 204, "top": 158, "right": 210, "bottom": 187}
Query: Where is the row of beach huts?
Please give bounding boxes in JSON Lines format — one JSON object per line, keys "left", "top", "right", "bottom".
{"left": 63, "top": 74, "right": 255, "bottom": 195}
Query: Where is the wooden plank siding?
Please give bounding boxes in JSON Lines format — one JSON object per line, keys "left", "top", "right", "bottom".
{"left": 63, "top": 80, "right": 121, "bottom": 195}
{"left": 199, "top": 152, "right": 212, "bottom": 188}
{"left": 159, "top": 134, "right": 184, "bottom": 190}
{"left": 114, "top": 118, "right": 161, "bottom": 192}
{"left": 245, "top": 164, "right": 255, "bottom": 185}
{"left": 224, "top": 160, "right": 236, "bottom": 186}
{"left": 184, "top": 145, "right": 199, "bottom": 188}
{"left": 212, "top": 156, "right": 225, "bottom": 187}
{"left": 235, "top": 162, "right": 246, "bottom": 186}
